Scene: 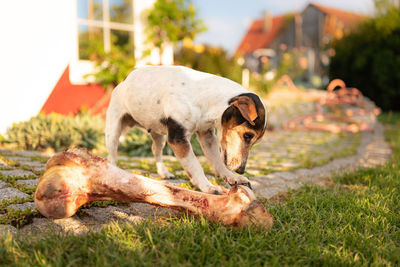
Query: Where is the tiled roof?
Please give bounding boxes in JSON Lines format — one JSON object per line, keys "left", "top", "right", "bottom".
{"left": 41, "top": 66, "right": 108, "bottom": 116}
{"left": 310, "top": 3, "right": 365, "bottom": 27}
{"left": 236, "top": 15, "right": 288, "bottom": 55}
{"left": 236, "top": 3, "right": 365, "bottom": 56}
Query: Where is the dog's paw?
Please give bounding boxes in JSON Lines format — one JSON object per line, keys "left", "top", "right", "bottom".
{"left": 223, "top": 174, "right": 250, "bottom": 186}
{"left": 200, "top": 184, "right": 225, "bottom": 195}
{"left": 156, "top": 163, "right": 175, "bottom": 179}
{"left": 161, "top": 172, "right": 175, "bottom": 179}
{"left": 224, "top": 175, "right": 253, "bottom": 189}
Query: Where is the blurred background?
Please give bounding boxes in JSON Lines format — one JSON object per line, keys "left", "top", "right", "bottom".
{"left": 0, "top": 0, "right": 399, "bottom": 153}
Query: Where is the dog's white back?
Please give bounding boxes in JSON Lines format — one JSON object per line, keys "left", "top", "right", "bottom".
{"left": 106, "top": 65, "right": 266, "bottom": 194}
{"left": 116, "top": 65, "right": 248, "bottom": 134}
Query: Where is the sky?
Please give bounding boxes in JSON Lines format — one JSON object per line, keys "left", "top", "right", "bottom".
{"left": 192, "top": 0, "right": 375, "bottom": 54}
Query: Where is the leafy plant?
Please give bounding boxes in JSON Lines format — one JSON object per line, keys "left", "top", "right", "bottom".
{"left": 119, "top": 128, "right": 203, "bottom": 157}
{"left": 175, "top": 44, "right": 243, "bottom": 83}
{"left": 5, "top": 113, "right": 104, "bottom": 151}
{"left": 4, "top": 113, "right": 204, "bottom": 157}
{"left": 145, "top": 0, "right": 206, "bottom": 64}
{"left": 329, "top": 4, "right": 400, "bottom": 110}
{"left": 85, "top": 50, "right": 136, "bottom": 90}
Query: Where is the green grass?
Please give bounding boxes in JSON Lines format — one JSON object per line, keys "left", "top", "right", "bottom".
{"left": 0, "top": 114, "right": 399, "bottom": 266}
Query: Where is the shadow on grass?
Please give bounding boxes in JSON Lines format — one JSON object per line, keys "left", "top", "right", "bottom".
{"left": 0, "top": 113, "right": 399, "bottom": 266}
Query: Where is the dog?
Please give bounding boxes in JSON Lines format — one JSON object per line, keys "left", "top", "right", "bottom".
{"left": 105, "top": 65, "right": 267, "bottom": 194}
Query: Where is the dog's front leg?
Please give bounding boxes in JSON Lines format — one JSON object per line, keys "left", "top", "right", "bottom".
{"left": 196, "top": 130, "right": 251, "bottom": 187}
{"left": 169, "top": 139, "right": 223, "bottom": 194}
{"left": 164, "top": 121, "right": 223, "bottom": 194}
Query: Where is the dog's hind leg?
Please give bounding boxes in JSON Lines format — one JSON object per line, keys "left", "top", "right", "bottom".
{"left": 105, "top": 88, "right": 132, "bottom": 165}
{"left": 105, "top": 111, "right": 123, "bottom": 165}
{"left": 150, "top": 132, "right": 175, "bottom": 179}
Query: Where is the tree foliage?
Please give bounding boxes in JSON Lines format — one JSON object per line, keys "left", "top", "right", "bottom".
{"left": 86, "top": 50, "right": 135, "bottom": 89}
{"left": 329, "top": 4, "right": 400, "bottom": 110}
{"left": 175, "top": 44, "right": 242, "bottom": 83}
{"left": 146, "top": 0, "right": 206, "bottom": 64}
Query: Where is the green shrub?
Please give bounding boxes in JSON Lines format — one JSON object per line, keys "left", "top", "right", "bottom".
{"left": 119, "top": 128, "right": 203, "bottom": 157}
{"left": 5, "top": 113, "right": 204, "bottom": 156}
{"left": 175, "top": 45, "right": 242, "bottom": 84}
{"left": 329, "top": 6, "right": 400, "bottom": 110}
{"left": 5, "top": 113, "right": 104, "bottom": 151}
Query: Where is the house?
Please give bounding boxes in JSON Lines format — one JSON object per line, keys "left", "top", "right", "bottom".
{"left": 0, "top": 0, "right": 173, "bottom": 133}
{"left": 236, "top": 3, "right": 365, "bottom": 80}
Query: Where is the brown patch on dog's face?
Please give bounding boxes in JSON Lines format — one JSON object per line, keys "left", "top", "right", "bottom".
{"left": 220, "top": 93, "right": 266, "bottom": 174}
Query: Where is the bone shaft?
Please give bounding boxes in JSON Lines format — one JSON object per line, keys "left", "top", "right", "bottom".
{"left": 94, "top": 164, "right": 223, "bottom": 215}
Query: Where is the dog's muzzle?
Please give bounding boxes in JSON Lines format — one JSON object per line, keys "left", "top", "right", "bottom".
{"left": 234, "top": 163, "right": 246, "bottom": 175}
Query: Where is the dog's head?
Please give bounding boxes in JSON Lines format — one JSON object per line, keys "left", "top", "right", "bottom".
{"left": 219, "top": 93, "right": 266, "bottom": 174}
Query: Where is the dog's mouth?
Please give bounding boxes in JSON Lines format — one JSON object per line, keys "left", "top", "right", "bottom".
{"left": 223, "top": 151, "right": 247, "bottom": 174}
{"left": 235, "top": 166, "right": 245, "bottom": 175}
{"left": 234, "top": 162, "right": 247, "bottom": 174}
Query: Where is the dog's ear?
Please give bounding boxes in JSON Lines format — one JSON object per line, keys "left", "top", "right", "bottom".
{"left": 230, "top": 96, "right": 258, "bottom": 126}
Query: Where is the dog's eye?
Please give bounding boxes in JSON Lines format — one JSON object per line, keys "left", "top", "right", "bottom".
{"left": 243, "top": 132, "right": 254, "bottom": 143}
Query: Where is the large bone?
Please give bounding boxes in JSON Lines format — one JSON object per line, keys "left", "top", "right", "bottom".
{"left": 35, "top": 147, "right": 273, "bottom": 228}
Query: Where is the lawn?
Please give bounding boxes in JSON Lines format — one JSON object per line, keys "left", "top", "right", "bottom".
{"left": 0, "top": 113, "right": 399, "bottom": 266}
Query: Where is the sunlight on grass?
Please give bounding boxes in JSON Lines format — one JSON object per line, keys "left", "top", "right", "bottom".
{"left": 0, "top": 113, "right": 399, "bottom": 266}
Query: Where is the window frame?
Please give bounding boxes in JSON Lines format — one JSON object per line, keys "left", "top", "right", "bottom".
{"left": 76, "top": 0, "right": 134, "bottom": 59}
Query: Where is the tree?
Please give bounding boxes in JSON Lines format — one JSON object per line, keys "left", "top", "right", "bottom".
{"left": 329, "top": 4, "right": 400, "bottom": 110}
{"left": 374, "top": 0, "right": 400, "bottom": 15}
{"left": 175, "top": 44, "right": 242, "bottom": 83}
{"left": 145, "top": 0, "right": 206, "bottom": 64}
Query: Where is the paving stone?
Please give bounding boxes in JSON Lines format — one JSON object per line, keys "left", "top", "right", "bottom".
{"left": 295, "top": 168, "right": 314, "bottom": 177}
{"left": 5, "top": 156, "right": 29, "bottom": 162}
{"left": 265, "top": 172, "right": 297, "bottom": 181}
{"left": 248, "top": 179, "right": 264, "bottom": 190}
{"left": 0, "top": 158, "right": 10, "bottom": 167}
{"left": 16, "top": 179, "right": 38, "bottom": 187}
{"left": 286, "top": 182, "right": 302, "bottom": 190}
{"left": 279, "top": 162, "right": 300, "bottom": 168}
{"left": 0, "top": 181, "right": 7, "bottom": 189}
{"left": 0, "top": 225, "right": 17, "bottom": 237}
{"left": 33, "top": 166, "right": 46, "bottom": 173}
{"left": 0, "top": 148, "right": 13, "bottom": 154}
{"left": 16, "top": 150, "right": 48, "bottom": 157}
{"left": 246, "top": 169, "right": 262, "bottom": 175}
{"left": 0, "top": 187, "right": 28, "bottom": 201}
{"left": 0, "top": 169, "right": 36, "bottom": 178}
{"left": 276, "top": 171, "right": 298, "bottom": 181}
{"left": 83, "top": 206, "right": 147, "bottom": 224}
{"left": 7, "top": 202, "right": 36, "bottom": 211}
{"left": 19, "top": 161, "right": 43, "bottom": 168}
{"left": 162, "top": 178, "right": 188, "bottom": 185}
{"left": 2, "top": 102, "right": 393, "bottom": 234}
{"left": 255, "top": 186, "right": 286, "bottom": 199}
{"left": 52, "top": 216, "right": 89, "bottom": 234}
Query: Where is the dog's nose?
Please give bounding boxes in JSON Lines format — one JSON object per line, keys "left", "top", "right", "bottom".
{"left": 235, "top": 166, "right": 245, "bottom": 174}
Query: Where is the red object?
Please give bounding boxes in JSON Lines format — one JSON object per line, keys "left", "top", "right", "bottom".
{"left": 236, "top": 15, "right": 286, "bottom": 55}
{"left": 41, "top": 66, "right": 109, "bottom": 116}
{"left": 236, "top": 3, "right": 364, "bottom": 56}
{"left": 311, "top": 3, "right": 365, "bottom": 26}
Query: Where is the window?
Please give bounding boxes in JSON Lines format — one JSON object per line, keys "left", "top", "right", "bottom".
{"left": 77, "top": 0, "right": 134, "bottom": 60}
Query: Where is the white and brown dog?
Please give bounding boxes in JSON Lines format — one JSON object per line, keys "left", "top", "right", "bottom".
{"left": 106, "top": 65, "right": 267, "bottom": 194}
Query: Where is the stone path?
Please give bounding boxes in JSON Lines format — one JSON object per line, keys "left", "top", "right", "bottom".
{"left": 0, "top": 123, "right": 391, "bottom": 236}
{"left": 0, "top": 89, "right": 392, "bottom": 236}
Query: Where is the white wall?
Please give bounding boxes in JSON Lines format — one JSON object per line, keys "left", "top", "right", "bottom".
{"left": 0, "top": 0, "right": 74, "bottom": 133}
{"left": 0, "top": 0, "right": 173, "bottom": 134}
